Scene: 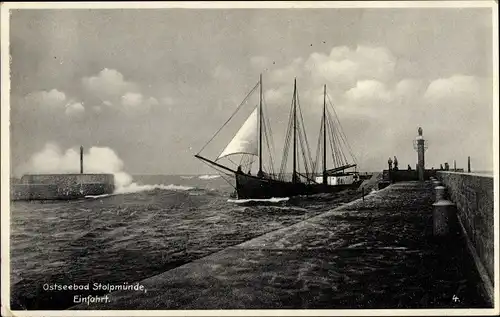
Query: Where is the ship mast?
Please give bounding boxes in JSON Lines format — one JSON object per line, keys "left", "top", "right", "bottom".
{"left": 292, "top": 78, "right": 298, "bottom": 184}
{"left": 258, "top": 74, "right": 263, "bottom": 176}
{"left": 322, "top": 84, "right": 327, "bottom": 185}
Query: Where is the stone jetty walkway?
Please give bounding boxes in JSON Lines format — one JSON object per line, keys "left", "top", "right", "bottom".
{"left": 73, "top": 181, "right": 489, "bottom": 310}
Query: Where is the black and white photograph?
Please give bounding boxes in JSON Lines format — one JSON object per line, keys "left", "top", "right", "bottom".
{"left": 1, "top": 1, "right": 498, "bottom": 316}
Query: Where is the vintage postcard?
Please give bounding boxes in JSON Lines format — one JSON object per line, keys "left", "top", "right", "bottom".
{"left": 1, "top": 1, "right": 498, "bottom": 316}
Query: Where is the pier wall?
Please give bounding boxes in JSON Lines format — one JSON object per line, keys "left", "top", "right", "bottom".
{"left": 11, "top": 174, "right": 115, "bottom": 200}
{"left": 381, "top": 169, "right": 439, "bottom": 182}
{"left": 436, "top": 171, "right": 494, "bottom": 302}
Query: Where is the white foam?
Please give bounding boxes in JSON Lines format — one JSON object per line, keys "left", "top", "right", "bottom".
{"left": 347, "top": 242, "right": 367, "bottom": 248}
{"left": 379, "top": 246, "right": 408, "bottom": 250}
{"left": 199, "top": 174, "right": 221, "bottom": 180}
{"left": 85, "top": 193, "right": 112, "bottom": 199}
{"left": 114, "top": 183, "right": 194, "bottom": 195}
{"left": 180, "top": 175, "right": 194, "bottom": 179}
{"left": 227, "top": 197, "right": 289, "bottom": 203}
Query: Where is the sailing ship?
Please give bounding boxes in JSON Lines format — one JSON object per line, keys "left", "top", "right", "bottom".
{"left": 195, "top": 75, "right": 363, "bottom": 199}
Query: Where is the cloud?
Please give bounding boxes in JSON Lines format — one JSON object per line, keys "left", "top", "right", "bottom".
{"left": 82, "top": 68, "right": 160, "bottom": 115}
{"left": 18, "top": 89, "right": 87, "bottom": 118}
{"left": 20, "top": 69, "right": 161, "bottom": 118}
{"left": 305, "top": 49, "right": 358, "bottom": 86}
{"left": 82, "top": 68, "right": 137, "bottom": 101}
{"left": 121, "top": 92, "right": 143, "bottom": 108}
{"left": 395, "top": 79, "right": 424, "bottom": 99}
{"left": 254, "top": 45, "right": 492, "bottom": 172}
{"left": 269, "top": 58, "right": 304, "bottom": 84}
{"left": 352, "top": 46, "right": 396, "bottom": 81}
{"left": 259, "top": 46, "right": 401, "bottom": 126}
{"left": 418, "top": 75, "right": 492, "bottom": 169}
{"left": 345, "top": 80, "right": 393, "bottom": 103}
{"left": 121, "top": 93, "right": 158, "bottom": 113}
{"left": 23, "top": 89, "right": 67, "bottom": 109}
{"left": 303, "top": 45, "right": 396, "bottom": 87}
{"left": 421, "top": 75, "right": 491, "bottom": 127}
{"left": 262, "top": 45, "right": 399, "bottom": 106}
{"left": 424, "top": 75, "right": 483, "bottom": 104}
{"left": 65, "top": 102, "right": 85, "bottom": 116}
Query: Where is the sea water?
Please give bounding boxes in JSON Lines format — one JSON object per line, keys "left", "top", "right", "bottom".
{"left": 10, "top": 173, "right": 372, "bottom": 310}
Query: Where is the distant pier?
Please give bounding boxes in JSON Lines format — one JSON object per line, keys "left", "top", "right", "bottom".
{"left": 11, "top": 146, "right": 115, "bottom": 200}
{"left": 11, "top": 173, "right": 115, "bottom": 200}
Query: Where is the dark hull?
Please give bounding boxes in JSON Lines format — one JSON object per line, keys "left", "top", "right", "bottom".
{"left": 235, "top": 173, "right": 363, "bottom": 199}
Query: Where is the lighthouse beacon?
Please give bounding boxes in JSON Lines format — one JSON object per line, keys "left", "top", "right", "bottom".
{"left": 413, "top": 127, "right": 427, "bottom": 181}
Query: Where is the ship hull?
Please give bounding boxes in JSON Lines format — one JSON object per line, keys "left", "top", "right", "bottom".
{"left": 235, "top": 173, "right": 363, "bottom": 199}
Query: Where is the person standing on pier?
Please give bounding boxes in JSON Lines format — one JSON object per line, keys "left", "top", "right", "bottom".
{"left": 388, "top": 157, "right": 394, "bottom": 183}
{"left": 393, "top": 156, "right": 399, "bottom": 171}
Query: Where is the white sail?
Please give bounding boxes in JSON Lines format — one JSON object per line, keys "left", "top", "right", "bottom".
{"left": 218, "top": 108, "right": 258, "bottom": 160}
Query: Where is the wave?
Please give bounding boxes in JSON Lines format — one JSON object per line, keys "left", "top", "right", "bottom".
{"left": 227, "top": 197, "right": 289, "bottom": 204}
{"left": 199, "top": 175, "right": 221, "bottom": 180}
{"left": 180, "top": 176, "right": 195, "bottom": 179}
{"left": 114, "top": 183, "right": 195, "bottom": 195}
{"left": 85, "top": 193, "right": 112, "bottom": 199}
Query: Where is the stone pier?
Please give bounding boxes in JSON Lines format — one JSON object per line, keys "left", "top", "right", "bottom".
{"left": 10, "top": 173, "right": 115, "bottom": 200}
{"left": 437, "top": 171, "right": 494, "bottom": 304}
{"left": 72, "top": 181, "right": 490, "bottom": 310}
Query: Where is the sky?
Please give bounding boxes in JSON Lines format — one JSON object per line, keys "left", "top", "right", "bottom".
{"left": 8, "top": 5, "right": 495, "bottom": 176}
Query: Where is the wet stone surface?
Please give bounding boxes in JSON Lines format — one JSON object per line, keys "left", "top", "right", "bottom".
{"left": 72, "top": 181, "right": 489, "bottom": 309}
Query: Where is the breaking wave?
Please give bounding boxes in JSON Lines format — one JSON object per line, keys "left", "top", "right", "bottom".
{"left": 114, "top": 183, "right": 194, "bottom": 195}
{"left": 180, "top": 176, "right": 194, "bottom": 179}
{"left": 199, "top": 175, "right": 221, "bottom": 180}
{"left": 85, "top": 183, "right": 196, "bottom": 198}
{"left": 227, "top": 197, "right": 289, "bottom": 204}
{"left": 85, "top": 193, "right": 112, "bottom": 199}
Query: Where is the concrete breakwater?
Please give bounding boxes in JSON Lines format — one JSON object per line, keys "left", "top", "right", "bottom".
{"left": 436, "top": 171, "right": 494, "bottom": 303}
{"left": 11, "top": 174, "right": 115, "bottom": 200}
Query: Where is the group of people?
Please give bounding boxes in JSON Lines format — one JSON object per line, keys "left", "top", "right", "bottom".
{"left": 236, "top": 165, "right": 265, "bottom": 177}
{"left": 387, "top": 156, "right": 399, "bottom": 171}
{"left": 440, "top": 162, "right": 450, "bottom": 170}
{"left": 388, "top": 156, "right": 414, "bottom": 171}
